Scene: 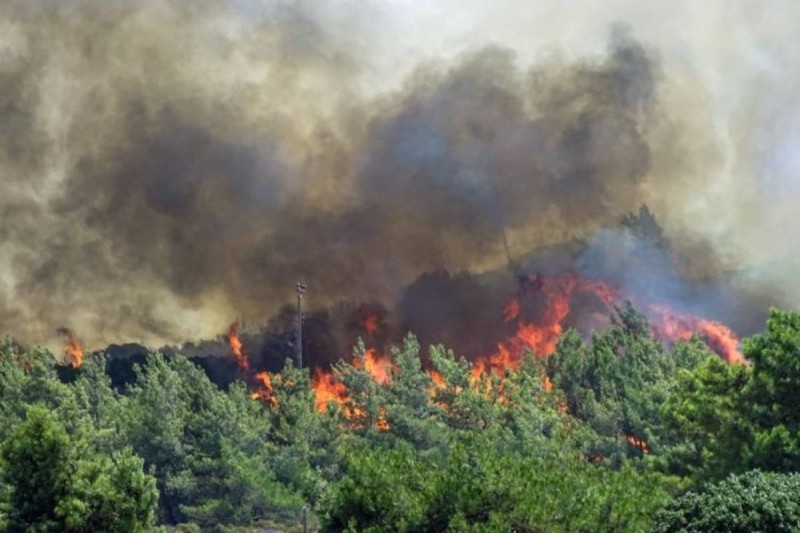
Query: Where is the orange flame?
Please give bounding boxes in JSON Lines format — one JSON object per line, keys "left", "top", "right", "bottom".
{"left": 249, "top": 273, "right": 744, "bottom": 434}
{"left": 251, "top": 371, "right": 278, "bottom": 406}
{"left": 429, "top": 369, "right": 446, "bottom": 388}
{"left": 58, "top": 328, "right": 84, "bottom": 368}
{"left": 426, "top": 370, "right": 451, "bottom": 407}
{"left": 312, "top": 367, "right": 349, "bottom": 412}
{"left": 579, "top": 278, "right": 620, "bottom": 305}
{"left": 474, "top": 274, "right": 606, "bottom": 377}
{"left": 312, "top": 367, "right": 383, "bottom": 428}
{"left": 472, "top": 274, "right": 742, "bottom": 378}
{"left": 649, "top": 305, "right": 744, "bottom": 364}
{"left": 227, "top": 322, "right": 250, "bottom": 370}
{"left": 311, "top": 348, "right": 396, "bottom": 413}
{"left": 352, "top": 348, "right": 394, "bottom": 384}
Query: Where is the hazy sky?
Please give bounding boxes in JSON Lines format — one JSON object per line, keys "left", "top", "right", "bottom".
{"left": 361, "top": 0, "right": 800, "bottom": 284}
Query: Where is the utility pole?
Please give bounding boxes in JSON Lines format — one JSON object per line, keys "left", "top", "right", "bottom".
{"left": 301, "top": 505, "right": 309, "bottom": 533}
{"left": 295, "top": 282, "right": 307, "bottom": 368}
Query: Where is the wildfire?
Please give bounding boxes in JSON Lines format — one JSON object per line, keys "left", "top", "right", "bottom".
{"left": 649, "top": 305, "right": 744, "bottom": 364}
{"left": 429, "top": 370, "right": 446, "bottom": 388}
{"left": 227, "top": 322, "right": 250, "bottom": 370}
{"left": 353, "top": 348, "right": 394, "bottom": 384}
{"left": 470, "top": 273, "right": 743, "bottom": 378}
{"left": 251, "top": 371, "right": 277, "bottom": 406}
{"left": 580, "top": 278, "right": 620, "bottom": 305}
{"left": 313, "top": 367, "right": 349, "bottom": 412}
{"left": 249, "top": 272, "right": 744, "bottom": 438}
{"left": 474, "top": 274, "right": 619, "bottom": 377}
{"left": 58, "top": 327, "right": 84, "bottom": 368}
{"left": 310, "top": 348, "right": 396, "bottom": 412}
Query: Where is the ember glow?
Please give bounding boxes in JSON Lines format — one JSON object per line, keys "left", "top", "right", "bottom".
{"left": 502, "top": 299, "right": 520, "bottom": 323}
{"left": 58, "top": 327, "right": 84, "bottom": 368}
{"left": 362, "top": 314, "right": 379, "bottom": 336}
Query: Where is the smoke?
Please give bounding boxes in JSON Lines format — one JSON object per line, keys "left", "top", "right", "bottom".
{"left": 0, "top": 0, "right": 794, "bottom": 351}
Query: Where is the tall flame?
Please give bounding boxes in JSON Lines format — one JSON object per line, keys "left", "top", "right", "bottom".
{"left": 251, "top": 371, "right": 277, "bottom": 406}
{"left": 473, "top": 274, "right": 621, "bottom": 377}
{"left": 227, "top": 322, "right": 250, "bottom": 370}
{"left": 313, "top": 367, "right": 349, "bottom": 412}
{"left": 58, "top": 327, "right": 84, "bottom": 368}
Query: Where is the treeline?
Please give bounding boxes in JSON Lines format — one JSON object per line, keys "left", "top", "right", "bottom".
{"left": 2, "top": 306, "right": 800, "bottom": 531}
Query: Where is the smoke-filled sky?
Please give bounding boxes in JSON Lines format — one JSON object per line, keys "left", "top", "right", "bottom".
{"left": 0, "top": 0, "right": 797, "bottom": 351}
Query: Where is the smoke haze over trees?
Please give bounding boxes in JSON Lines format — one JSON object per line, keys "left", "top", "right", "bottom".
{"left": 0, "top": 0, "right": 796, "bottom": 351}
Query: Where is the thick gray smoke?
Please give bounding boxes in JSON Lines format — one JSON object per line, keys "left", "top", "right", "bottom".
{"left": 0, "top": 1, "right": 790, "bottom": 352}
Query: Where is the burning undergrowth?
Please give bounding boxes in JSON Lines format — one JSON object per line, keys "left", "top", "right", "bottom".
{"left": 52, "top": 206, "right": 765, "bottom": 420}
{"left": 81, "top": 208, "right": 756, "bottom": 413}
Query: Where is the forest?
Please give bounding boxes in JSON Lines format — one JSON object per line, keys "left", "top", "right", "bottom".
{"left": 1, "top": 2, "right": 799, "bottom": 532}
{"left": 2, "top": 305, "right": 800, "bottom": 532}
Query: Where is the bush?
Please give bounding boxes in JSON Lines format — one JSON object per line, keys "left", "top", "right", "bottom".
{"left": 654, "top": 470, "right": 800, "bottom": 532}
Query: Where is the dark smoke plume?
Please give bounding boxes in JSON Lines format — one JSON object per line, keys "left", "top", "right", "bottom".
{"left": 0, "top": 1, "right": 780, "bottom": 353}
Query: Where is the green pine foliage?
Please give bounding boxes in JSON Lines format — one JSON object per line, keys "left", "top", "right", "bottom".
{"left": 1, "top": 307, "right": 800, "bottom": 530}
{"left": 654, "top": 470, "right": 800, "bottom": 532}
{"left": 1, "top": 406, "right": 157, "bottom": 532}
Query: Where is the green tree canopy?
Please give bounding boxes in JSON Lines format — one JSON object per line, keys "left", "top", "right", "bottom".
{"left": 655, "top": 470, "right": 800, "bottom": 533}
{"left": 1, "top": 406, "right": 157, "bottom": 532}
